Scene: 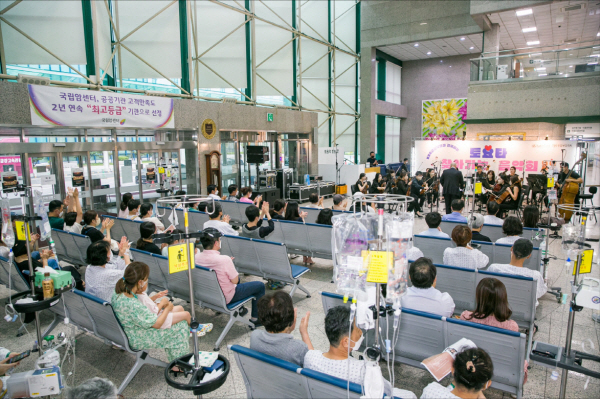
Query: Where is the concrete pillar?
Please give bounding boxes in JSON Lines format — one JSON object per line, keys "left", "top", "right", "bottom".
{"left": 483, "top": 23, "right": 500, "bottom": 57}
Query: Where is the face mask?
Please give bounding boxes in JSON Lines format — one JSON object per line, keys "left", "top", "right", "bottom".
{"left": 96, "top": 218, "right": 101, "bottom": 225}
{"left": 350, "top": 332, "right": 364, "bottom": 351}
{"left": 215, "top": 190, "right": 219, "bottom": 195}
{"left": 140, "top": 279, "right": 148, "bottom": 292}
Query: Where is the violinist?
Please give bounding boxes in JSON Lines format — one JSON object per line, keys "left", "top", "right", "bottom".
{"left": 509, "top": 166, "right": 517, "bottom": 179}
{"left": 356, "top": 173, "right": 368, "bottom": 194}
{"left": 479, "top": 170, "right": 496, "bottom": 205}
{"left": 393, "top": 172, "right": 410, "bottom": 196}
{"left": 540, "top": 161, "right": 550, "bottom": 175}
{"left": 369, "top": 173, "right": 386, "bottom": 194}
{"left": 410, "top": 171, "right": 427, "bottom": 218}
{"left": 497, "top": 175, "right": 522, "bottom": 218}
{"left": 425, "top": 168, "right": 439, "bottom": 205}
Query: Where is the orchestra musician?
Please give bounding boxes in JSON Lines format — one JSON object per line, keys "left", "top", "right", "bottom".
{"left": 369, "top": 173, "right": 386, "bottom": 194}
{"left": 440, "top": 162, "right": 465, "bottom": 215}
{"left": 479, "top": 170, "right": 496, "bottom": 205}
{"left": 540, "top": 161, "right": 550, "bottom": 175}
{"left": 509, "top": 166, "right": 517, "bottom": 178}
{"left": 557, "top": 162, "right": 583, "bottom": 205}
{"left": 424, "top": 168, "right": 439, "bottom": 206}
{"left": 393, "top": 172, "right": 409, "bottom": 196}
{"left": 410, "top": 171, "right": 427, "bottom": 218}
{"left": 497, "top": 175, "right": 522, "bottom": 218}
{"left": 356, "top": 173, "right": 369, "bottom": 194}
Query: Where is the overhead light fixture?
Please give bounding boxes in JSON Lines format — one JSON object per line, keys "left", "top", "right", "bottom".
{"left": 522, "top": 27, "right": 537, "bottom": 33}
{"left": 588, "top": 62, "right": 599, "bottom": 65}
{"left": 538, "top": 73, "right": 547, "bottom": 76}
{"left": 414, "top": 43, "right": 419, "bottom": 47}
{"left": 530, "top": 53, "right": 542, "bottom": 56}
{"left": 527, "top": 41, "right": 540, "bottom": 46}
{"left": 469, "top": 46, "right": 475, "bottom": 50}
{"left": 427, "top": 51, "right": 432, "bottom": 55}
{"left": 516, "top": 9, "right": 533, "bottom": 16}
{"left": 460, "top": 37, "right": 466, "bottom": 41}
{"left": 440, "top": 60, "right": 443, "bottom": 63}
{"left": 420, "top": 22, "right": 427, "bottom": 25}
{"left": 535, "top": 67, "right": 546, "bottom": 71}
{"left": 449, "top": 66, "right": 452, "bottom": 68}
{"left": 598, "top": 32, "right": 600, "bottom": 36}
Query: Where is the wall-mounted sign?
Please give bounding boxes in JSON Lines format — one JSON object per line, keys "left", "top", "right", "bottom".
{"left": 1, "top": 172, "right": 18, "bottom": 191}
{"left": 201, "top": 119, "right": 217, "bottom": 139}
{"left": 267, "top": 113, "right": 274, "bottom": 122}
{"left": 565, "top": 123, "right": 599, "bottom": 138}
{"left": 28, "top": 85, "right": 174, "bottom": 128}
{"left": 41, "top": 175, "right": 56, "bottom": 185}
{"left": 146, "top": 164, "right": 156, "bottom": 182}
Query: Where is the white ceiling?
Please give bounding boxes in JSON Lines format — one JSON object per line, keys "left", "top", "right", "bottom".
{"left": 488, "top": 0, "right": 600, "bottom": 53}
{"left": 378, "top": 33, "right": 483, "bottom": 61}
{"left": 376, "top": 1, "right": 600, "bottom": 61}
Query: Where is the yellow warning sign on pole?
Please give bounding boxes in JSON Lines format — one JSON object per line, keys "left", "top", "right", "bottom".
{"left": 474, "top": 182, "right": 482, "bottom": 195}
{"left": 168, "top": 243, "right": 195, "bottom": 274}
{"left": 547, "top": 177, "right": 555, "bottom": 188}
{"left": 366, "top": 251, "right": 392, "bottom": 283}
{"left": 15, "top": 221, "right": 30, "bottom": 241}
{"left": 572, "top": 249, "right": 594, "bottom": 275}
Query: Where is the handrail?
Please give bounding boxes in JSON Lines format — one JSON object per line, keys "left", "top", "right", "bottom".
{"left": 480, "top": 40, "right": 600, "bottom": 57}
{"left": 473, "top": 44, "right": 600, "bottom": 61}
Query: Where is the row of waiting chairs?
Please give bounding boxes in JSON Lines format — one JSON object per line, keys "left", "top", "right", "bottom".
{"left": 439, "top": 220, "right": 542, "bottom": 243}
{"left": 414, "top": 235, "right": 542, "bottom": 271}
{"left": 321, "top": 292, "right": 527, "bottom": 399}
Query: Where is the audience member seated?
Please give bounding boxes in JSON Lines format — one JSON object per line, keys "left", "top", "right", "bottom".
{"left": 522, "top": 205, "right": 539, "bottom": 228}
{"left": 161, "top": 229, "right": 192, "bottom": 257}
{"left": 304, "top": 306, "right": 416, "bottom": 399}
{"left": 419, "top": 212, "right": 449, "bottom": 238}
{"left": 111, "top": 262, "right": 190, "bottom": 365}
{"left": 460, "top": 277, "right": 518, "bottom": 330}
{"left": 495, "top": 216, "right": 523, "bottom": 245}
{"left": 207, "top": 184, "right": 221, "bottom": 200}
{"left": 126, "top": 199, "right": 141, "bottom": 220}
{"left": 47, "top": 199, "right": 66, "bottom": 230}
{"left": 82, "top": 210, "right": 114, "bottom": 244}
{"left": 63, "top": 188, "right": 84, "bottom": 234}
{"left": 285, "top": 202, "right": 313, "bottom": 265}
{"left": 470, "top": 213, "right": 491, "bottom": 242}
{"left": 442, "top": 199, "right": 467, "bottom": 223}
{"left": 118, "top": 192, "right": 133, "bottom": 218}
{"left": 332, "top": 194, "right": 347, "bottom": 211}
{"left": 241, "top": 202, "right": 274, "bottom": 238}
{"left": 250, "top": 291, "right": 313, "bottom": 366}
{"left": 401, "top": 257, "right": 455, "bottom": 317}
{"left": 11, "top": 221, "right": 58, "bottom": 271}
{"left": 203, "top": 202, "right": 238, "bottom": 236}
{"left": 195, "top": 228, "right": 265, "bottom": 327}
{"left": 136, "top": 222, "right": 163, "bottom": 255}
{"left": 488, "top": 238, "right": 547, "bottom": 303}
{"left": 271, "top": 199, "right": 287, "bottom": 219}
{"left": 136, "top": 203, "right": 172, "bottom": 233}
{"left": 305, "top": 193, "right": 323, "bottom": 209}
{"left": 85, "top": 239, "right": 131, "bottom": 302}
{"left": 315, "top": 208, "right": 333, "bottom": 225}
{"left": 483, "top": 201, "right": 504, "bottom": 226}
{"left": 239, "top": 186, "right": 260, "bottom": 204}
{"left": 65, "top": 377, "right": 118, "bottom": 399}
{"left": 443, "top": 225, "right": 489, "bottom": 270}
{"left": 421, "top": 348, "right": 493, "bottom": 399}
{"left": 225, "top": 184, "right": 239, "bottom": 201}
{"left": 407, "top": 245, "right": 425, "bottom": 261}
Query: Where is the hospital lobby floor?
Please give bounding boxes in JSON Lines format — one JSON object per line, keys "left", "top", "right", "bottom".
{"left": 1, "top": 199, "right": 599, "bottom": 398}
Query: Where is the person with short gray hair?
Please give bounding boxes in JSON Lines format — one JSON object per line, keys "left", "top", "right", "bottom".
{"left": 65, "top": 377, "right": 118, "bottom": 399}
{"left": 470, "top": 213, "right": 491, "bottom": 242}
{"left": 332, "top": 194, "right": 347, "bottom": 211}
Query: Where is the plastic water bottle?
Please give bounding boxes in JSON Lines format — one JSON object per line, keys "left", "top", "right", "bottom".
{"left": 565, "top": 258, "right": 572, "bottom": 275}
{"left": 551, "top": 368, "right": 559, "bottom": 380}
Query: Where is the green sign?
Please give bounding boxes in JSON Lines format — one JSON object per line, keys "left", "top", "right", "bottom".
{"left": 267, "top": 113, "right": 273, "bottom": 122}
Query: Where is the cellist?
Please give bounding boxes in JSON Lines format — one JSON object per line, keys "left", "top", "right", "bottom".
{"left": 557, "top": 162, "right": 583, "bottom": 205}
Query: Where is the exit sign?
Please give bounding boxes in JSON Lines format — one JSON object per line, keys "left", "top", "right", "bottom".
{"left": 267, "top": 113, "right": 273, "bottom": 122}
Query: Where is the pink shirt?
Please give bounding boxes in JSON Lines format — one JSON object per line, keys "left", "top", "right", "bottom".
{"left": 239, "top": 197, "right": 253, "bottom": 203}
{"left": 460, "top": 311, "right": 518, "bottom": 331}
{"left": 195, "top": 250, "right": 238, "bottom": 303}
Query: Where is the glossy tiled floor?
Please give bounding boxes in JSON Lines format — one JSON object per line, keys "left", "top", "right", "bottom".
{"left": 1, "top": 198, "right": 598, "bottom": 398}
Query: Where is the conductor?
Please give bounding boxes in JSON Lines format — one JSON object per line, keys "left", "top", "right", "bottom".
{"left": 439, "top": 162, "right": 464, "bottom": 214}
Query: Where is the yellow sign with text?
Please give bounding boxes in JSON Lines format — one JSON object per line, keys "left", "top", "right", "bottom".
{"left": 366, "top": 251, "right": 392, "bottom": 284}
{"left": 15, "top": 221, "right": 31, "bottom": 241}
{"left": 572, "top": 249, "right": 594, "bottom": 275}
{"left": 168, "top": 243, "right": 195, "bottom": 274}
{"left": 474, "top": 182, "right": 482, "bottom": 195}
{"left": 158, "top": 167, "right": 165, "bottom": 174}
{"left": 547, "top": 177, "right": 555, "bottom": 188}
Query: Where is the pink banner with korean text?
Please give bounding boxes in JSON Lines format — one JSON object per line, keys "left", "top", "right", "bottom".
{"left": 28, "top": 85, "right": 174, "bottom": 128}
{"left": 414, "top": 140, "right": 578, "bottom": 177}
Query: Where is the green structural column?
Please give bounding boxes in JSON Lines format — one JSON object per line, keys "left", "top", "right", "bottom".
{"left": 328, "top": 0, "right": 332, "bottom": 146}
{"left": 376, "top": 58, "right": 386, "bottom": 163}
{"left": 354, "top": 0, "right": 360, "bottom": 164}
{"left": 292, "top": 0, "right": 297, "bottom": 106}
{"left": 244, "top": 0, "right": 252, "bottom": 101}
{"left": 178, "top": 0, "right": 191, "bottom": 94}
{"left": 81, "top": 0, "right": 96, "bottom": 79}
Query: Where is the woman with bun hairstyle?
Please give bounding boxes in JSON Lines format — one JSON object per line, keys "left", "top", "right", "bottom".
{"left": 421, "top": 348, "right": 493, "bottom": 399}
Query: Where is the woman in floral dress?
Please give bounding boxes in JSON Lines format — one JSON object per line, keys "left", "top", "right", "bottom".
{"left": 111, "top": 262, "right": 189, "bottom": 362}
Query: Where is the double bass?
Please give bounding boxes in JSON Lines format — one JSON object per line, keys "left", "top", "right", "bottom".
{"left": 558, "top": 152, "right": 587, "bottom": 222}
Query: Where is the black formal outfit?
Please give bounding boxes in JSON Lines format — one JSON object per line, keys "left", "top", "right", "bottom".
{"left": 410, "top": 178, "right": 425, "bottom": 213}
{"left": 471, "top": 231, "right": 491, "bottom": 242}
{"left": 439, "top": 167, "right": 465, "bottom": 214}
{"left": 394, "top": 181, "right": 409, "bottom": 196}
{"left": 400, "top": 163, "right": 410, "bottom": 175}
{"left": 369, "top": 180, "right": 385, "bottom": 194}
{"left": 366, "top": 157, "right": 377, "bottom": 167}
{"left": 425, "top": 175, "right": 439, "bottom": 204}
{"left": 480, "top": 177, "right": 495, "bottom": 205}
{"left": 558, "top": 170, "right": 581, "bottom": 205}
{"left": 497, "top": 185, "right": 521, "bottom": 216}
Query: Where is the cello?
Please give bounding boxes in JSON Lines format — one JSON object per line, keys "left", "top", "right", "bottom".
{"left": 493, "top": 177, "right": 522, "bottom": 204}
{"left": 558, "top": 152, "right": 587, "bottom": 222}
